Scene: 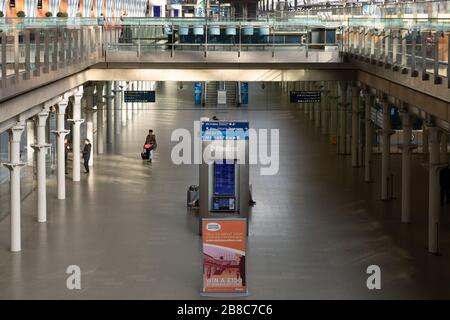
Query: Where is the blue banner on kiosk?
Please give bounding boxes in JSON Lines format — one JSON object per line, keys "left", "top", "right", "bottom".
{"left": 194, "top": 82, "right": 203, "bottom": 105}
{"left": 201, "top": 121, "right": 249, "bottom": 141}
{"left": 240, "top": 82, "right": 249, "bottom": 105}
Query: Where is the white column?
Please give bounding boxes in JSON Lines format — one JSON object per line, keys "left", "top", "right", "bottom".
{"left": 85, "top": 86, "right": 95, "bottom": 166}
{"left": 122, "top": 81, "right": 128, "bottom": 126}
{"left": 400, "top": 109, "right": 415, "bottom": 223}
{"left": 113, "top": 81, "right": 122, "bottom": 135}
{"left": 3, "top": 125, "right": 25, "bottom": 252}
{"left": 364, "top": 91, "right": 373, "bottom": 183}
{"left": 70, "top": 89, "right": 84, "bottom": 182}
{"left": 380, "top": 98, "right": 393, "bottom": 201}
{"left": 329, "top": 82, "right": 338, "bottom": 145}
{"left": 309, "top": 82, "right": 314, "bottom": 121}
{"left": 338, "top": 82, "right": 348, "bottom": 154}
{"left": 96, "top": 82, "right": 105, "bottom": 154}
{"left": 52, "top": 100, "right": 70, "bottom": 199}
{"left": 133, "top": 81, "right": 138, "bottom": 115}
{"left": 321, "top": 81, "right": 329, "bottom": 135}
{"left": 128, "top": 81, "right": 134, "bottom": 120}
{"left": 314, "top": 82, "right": 321, "bottom": 128}
{"left": 105, "top": 81, "right": 114, "bottom": 143}
{"left": 440, "top": 131, "right": 448, "bottom": 163}
{"left": 26, "top": 120, "right": 35, "bottom": 165}
{"left": 427, "top": 125, "right": 441, "bottom": 254}
{"left": 351, "top": 84, "right": 360, "bottom": 167}
{"left": 31, "top": 110, "right": 51, "bottom": 223}
{"left": 423, "top": 124, "right": 429, "bottom": 163}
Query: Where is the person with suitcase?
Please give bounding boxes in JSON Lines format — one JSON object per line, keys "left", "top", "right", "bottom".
{"left": 143, "top": 129, "right": 157, "bottom": 162}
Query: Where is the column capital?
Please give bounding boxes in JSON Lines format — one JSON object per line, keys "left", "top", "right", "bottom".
{"left": 35, "top": 111, "right": 50, "bottom": 127}
{"left": 2, "top": 163, "right": 26, "bottom": 172}
{"left": 8, "top": 125, "right": 25, "bottom": 142}
{"left": 51, "top": 129, "right": 71, "bottom": 137}
{"left": 67, "top": 118, "right": 85, "bottom": 125}
{"left": 30, "top": 143, "right": 51, "bottom": 151}
{"left": 57, "top": 99, "right": 69, "bottom": 114}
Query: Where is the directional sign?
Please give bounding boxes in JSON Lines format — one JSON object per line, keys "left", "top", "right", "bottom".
{"left": 124, "top": 91, "right": 156, "bottom": 103}
{"left": 290, "top": 91, "right": 321, "bottom": 103}
{"left": 201, "top": 121, "right": 249, "bottom": 141}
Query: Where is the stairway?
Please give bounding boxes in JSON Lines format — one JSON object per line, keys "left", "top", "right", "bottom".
{"left": 204, "top": 81, "right": 218, "bottom": 106}
{"left": 225, "top": 81, "right": 237, "bottom": 106}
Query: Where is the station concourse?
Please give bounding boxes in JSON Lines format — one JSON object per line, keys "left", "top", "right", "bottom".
{"left": 1, "top": 0, "right": 450, "bottom": 300}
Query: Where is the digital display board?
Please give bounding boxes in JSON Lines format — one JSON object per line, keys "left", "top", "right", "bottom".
{"left": 201, "top": 121, "right": 249, "bottom": 141}
{"left": 290, "top": 91, "right": 321, "bottom": 103}
{"left": 124, "top": 91, "right": 156, "bottom": 103}
{"left": 214, "top": 161, "right": 235, "bottom": 196}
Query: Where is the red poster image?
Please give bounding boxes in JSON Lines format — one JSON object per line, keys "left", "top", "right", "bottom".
{"left": 202, "top": 219, "right": 247, "bottom": 295}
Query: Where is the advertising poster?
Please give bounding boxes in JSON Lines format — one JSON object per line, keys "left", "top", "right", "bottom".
{"left": 194, "top": 82, "right": 203, "bottom": 105}
{"left": 240, "top": 82, "right": 249, "bottom": 105}
{"left": 202, "top": 219, "right": 247, "bottom": 295}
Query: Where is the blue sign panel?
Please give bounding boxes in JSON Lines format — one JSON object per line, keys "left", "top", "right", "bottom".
{"left": 194, "top": 82, "right": 203, "bottom": 105}
{"left": 240, "top": 82, "right": 249, "bottom": 105}
{"left": 201, "top": 121, "right": 249, "bottom": 141}
{"left": 124, "top": 91, "right": 156, "bottom": 103}
{"left": 290, "top": 91, "right": 321, "bottom": 103}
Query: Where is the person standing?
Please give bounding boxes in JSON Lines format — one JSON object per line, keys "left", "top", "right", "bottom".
{"left": 82, "top": 139, "right": 92, "bottom": 174}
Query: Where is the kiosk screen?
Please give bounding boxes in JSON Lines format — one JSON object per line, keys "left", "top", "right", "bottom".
{"left": 214, "top": 161, "right": 235, "bottom": 195}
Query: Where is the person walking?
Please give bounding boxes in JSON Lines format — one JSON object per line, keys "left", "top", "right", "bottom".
{"left": 82, "top": 139, "right": 92, "bottom": 174}
{"left": 144, "top": 129, "right": 157, "bottom": 162}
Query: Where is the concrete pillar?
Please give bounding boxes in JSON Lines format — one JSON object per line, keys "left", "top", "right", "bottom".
{"left": 31, "top": 110, "right": 51, "bottom": 223}
{"left": 380, "top": 97, "right": 394, "bottom": 201}
{"left": 351, "top": 84, "right": 361, "bottom": 167}
{"left": 113, "top": 81, "right": 123, "bottom": 134}
{"left": 440, "top": 131, "right": 448, "bottom": 163}
{"left": 338, "top": 82, "right": 348, "bottom": 154}
{"left": 321, "top": 81, "right": 329, "bottom": 135}
{"left": 96, "top": 82, "right": 105, "bottom": 154}
{"left": 70, "top": 89, "right": 84, "bottom": 182}
{"left": 53, "top": 99, "right": 70, "bottom": 199}
{"left": 105, "top": 81, "right": 114, "bottom": 143}
{"left": 427, "top": 125, "right": 441, "bottom": 254}
{"left": 399, "top": 109, "right": 415, "bottom": 223}
{"left": 364, "top": 91, "right": 373, "bottom": 183}
{"left": 3, "top": 125, "right": 25, "bottom": 252}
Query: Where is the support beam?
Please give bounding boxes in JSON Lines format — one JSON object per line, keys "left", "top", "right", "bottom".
{"left": 2, "top": 125, "right": 25, "bottom": 252}
{"left": 31, "top": 110, "right": 51, "bottom": 223}
{"left": 321, "top": 81, "right": 329, "bottom": 135}
{"left": 329, "top": 82, "right": 338, "bottom": 145}
{"left": 440, "top": 131, "right": 448, "bottom": 163}
{"left": 121, "top": 81, "right": 128, "bottom": 127}
{"left": 338, "top": 82, "right": 348, "bottom": 154}
{"left": 84, "top": 86, "right": 96, "bottom": 166}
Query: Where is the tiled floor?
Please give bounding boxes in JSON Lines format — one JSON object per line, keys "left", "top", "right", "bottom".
{"left": 0, "top": 82, "right": 450, "bottom": 299}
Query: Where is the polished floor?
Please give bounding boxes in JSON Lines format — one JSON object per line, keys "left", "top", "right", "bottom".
{"left": 1, "top": 82, "right": 450, "bottom": 299}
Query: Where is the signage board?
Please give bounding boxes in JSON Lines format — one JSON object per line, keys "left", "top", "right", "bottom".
{"left": 202, "top": 218, "right": 247, "bottom": 295}
{"left": 290, "top": 91, "right": 321, "bottom": 103}
{"left": 201, "top": 121, "right": 249, "bottom": 141}
{"left": 240, "top": 82, "right": 249, "bottom": 105}
{"left": 217, "top": 90, "right": 227, "bottom": 105}
{"left": 124, "top": 91, "right": 155, "bottom": 103}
